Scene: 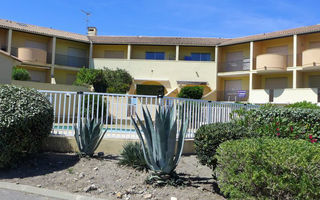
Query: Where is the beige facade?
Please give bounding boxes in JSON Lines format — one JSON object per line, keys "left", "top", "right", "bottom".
{"left": 1, "top": 19, "right": 320, "bottom": 103}
{"left": 0, "top": 50, "right": 21, "bottom": 84}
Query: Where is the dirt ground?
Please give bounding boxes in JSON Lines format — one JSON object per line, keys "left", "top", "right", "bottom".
{"left": 0, "top": 153, "right": 225, "bottom": 200}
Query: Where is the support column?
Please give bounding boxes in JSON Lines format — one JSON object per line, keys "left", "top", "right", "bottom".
{"left": 293, "top": 35, "right": 298, "bottom": 89}
{"left": 7, "top": 29, "right": 12, "bottom": 54}
{"left": 51, "top": 37, "right": 56, "bottom": 84}
{"left": 127, "top": 44, "right": 131, "bottom": 60}
{"left": 250, "top": 42, "right": 254, "bottom": 71}
{"left": 89, "top": 41, "right": 93, "bottom": 68}
{"left": 175, "top": 45, "right": 179, "bottom": 61}
{"left": 214, "top": 46, "right": 219, "bottom": 100}
{"left": 249, "top": 42, "right": 254, "bottom": 103}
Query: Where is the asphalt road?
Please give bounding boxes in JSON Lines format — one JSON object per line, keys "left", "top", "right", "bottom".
{"left": 0, "top": 188, "right": 62, "bottom": 200}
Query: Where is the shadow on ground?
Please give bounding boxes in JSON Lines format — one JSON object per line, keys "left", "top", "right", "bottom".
{"left": 0, "top": 153, "right": 80, "bottom": 179}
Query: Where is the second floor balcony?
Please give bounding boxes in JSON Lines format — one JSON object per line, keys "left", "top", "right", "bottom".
{"left": 302, "top": 48, "right": 320, "bottom": 67}
{"left": 54, "top": 53, "right": 88, "bottom": 68}
{"left": 256, "top": 53, "right": 291, "bottom": 71}
{"left": 218, "top": 58, "right": 250, "bottom": 72}
{"left": 11, "top": 46, "right": 48, "bottom": 64}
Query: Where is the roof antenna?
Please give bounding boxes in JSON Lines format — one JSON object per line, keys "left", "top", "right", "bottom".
{"left": 81, "top": 9, "right": 91, "bottom": 29}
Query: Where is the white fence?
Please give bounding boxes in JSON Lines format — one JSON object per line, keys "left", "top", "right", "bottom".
{"left": 39, "top": 90, "right": 259, "bottom": 139}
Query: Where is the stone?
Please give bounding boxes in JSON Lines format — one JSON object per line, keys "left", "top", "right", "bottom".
{"left": 97, "top": 152, "right": 104, "bottom": 157}
{"left": 116, "top": 192, "right": 123, "bottom": 198}
{"left": 36, "top": 184, "right": 42, "bottom": 188}
{"left": 84, "top": 184, "right": 98, "bottom": 192}
{"left": 171, "top": 197, "right": 178, "bottom": 200}
{"left": 97, "top": 188, "right": 104, "bottom": 193}
{"left": 78, "top": 172, "right": 85, "bottom": 178}
{"left": 143, "top": 193, "right": 152, "bottom": 199}
{"left": 93, "top": 167, "right": 98, "bottom": 171}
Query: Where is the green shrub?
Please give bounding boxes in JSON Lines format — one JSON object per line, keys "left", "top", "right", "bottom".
{"left": 215, "top": 138, "right": 320, "bottom": 199}
{"left": 118, "top": 142, "right": 148, "bottom": 171}
{"left": 105, "top": 68, "right": 133, "bottom": 94}
{"left": 177, "top": 86, "right": 204, "bottom": 99}
{"left": 12, "top": 67, "right": 31, "bottom": 81}
{"left": 74, "top": 68, "right": 133, "bottom": 94}
{"left": 0, "top": 85, "right": 53, "bottom": 168}
{"left": 234, "top": 106, "right": 320, "bottom": 143}
{"left": 194, "top": 122, "right": 255, "bottom": 169}
{"left": 286, "top": 101, "right": 320, "bottom": 109}
{"left": 74, "top": 68, "right": 97, "bottom": 86}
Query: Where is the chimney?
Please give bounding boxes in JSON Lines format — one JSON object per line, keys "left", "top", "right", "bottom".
{"left": 88, "top": 27, "right": 97, "bottom": 36}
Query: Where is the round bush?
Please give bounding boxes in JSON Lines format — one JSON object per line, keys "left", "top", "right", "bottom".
{"left": 194, "top": 122, "right": 255, "bottom": 169}
{"left": 215, "top": 138, "right": 320, "bottom": 199}
{"left": 0, "top": 85, "right": 53, "bottom": 168}
{"left": 177, "top": 86, "right": 204, "bottom": 99}
{"left": 12, "top": 67, "right": 31, "bottom": 81}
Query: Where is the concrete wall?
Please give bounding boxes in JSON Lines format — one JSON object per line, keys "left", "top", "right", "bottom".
{"left": 42, "top": 136, "right": 195, "bottom": 155}
{"left": 179, "top": 46, "right": 215, "bottom": 61}
{"left": 93, "top": 58, "right": 217, "bottom": 99}
{"left": 0, "top": 52, "right": 16, "bottom": 84}
{"left": 12, "top": 80, "right": 90, "bottom": 91}
{"left": 249, "top": 89, "right": 270, "bottom": 103}
{"left": 93, "top": 44, "right": 128, "bottom": 58}
{"left": 273, "top": 88, "right": 318, "bottom": 103}
{"left": 131, "top": 45, "right": 176, "bottom": 60}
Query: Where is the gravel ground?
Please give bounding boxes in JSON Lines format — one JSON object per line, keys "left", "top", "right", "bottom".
{"left": 0, "top": 153, "right": 224, "bottom": 200}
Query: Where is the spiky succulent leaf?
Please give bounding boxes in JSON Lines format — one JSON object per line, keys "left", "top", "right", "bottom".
{"left": 131, "top": 105, "right": 188, "bottom": 175}
{"left": 74, "top": 118, "right": 107, "bottom": 156}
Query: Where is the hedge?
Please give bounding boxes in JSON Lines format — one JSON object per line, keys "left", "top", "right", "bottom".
{"left": 194, "top": 122, "right": 256, "bottom": 169}
{"left": 0, "top": 85, "right": 53, "bottom": 168}
{"left": 177, "top": 86, "right": 204, "bottom": 99}
{"left": 215, "top": 138, "right": 320, "bottom": 199}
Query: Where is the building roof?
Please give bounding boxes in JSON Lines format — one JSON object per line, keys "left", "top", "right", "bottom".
{"left": 0, "top": 19, "right": 89, "bottom": 43}
{"left": 219, "top": 24, "right": 320, "bottom": 46}
{"left": 89, "top": 36, "right": 225, "bottom": 46}
{"left": 1, "top": 19, "right": 320, "bottom": 47}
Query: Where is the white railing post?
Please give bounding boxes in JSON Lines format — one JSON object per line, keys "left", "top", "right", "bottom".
{"left": 77, "top": 91, "right": 83, "bottom": 129}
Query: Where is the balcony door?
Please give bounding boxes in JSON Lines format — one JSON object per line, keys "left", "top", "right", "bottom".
{"left": 265, "top": 77, "right": 287, "bottom": 89}
{"left": 309, "top": 75, "right": 320, "bottom": 88}
{"left": 67, "top": 47, "right": 87, "bottom": 67}
{"left": 224, "top": 79, "right": 242, "bottom": 101}
{"left": 226, "top": 51, "right": 247, "bottom": 71}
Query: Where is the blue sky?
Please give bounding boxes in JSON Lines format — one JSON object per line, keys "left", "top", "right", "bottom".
{"left": 1, "top": 0, "right": 319, "bottom": 38}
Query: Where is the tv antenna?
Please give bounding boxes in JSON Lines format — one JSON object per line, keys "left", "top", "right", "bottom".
{"left": 81, "top": 9, "right": 91, "bottom": 29}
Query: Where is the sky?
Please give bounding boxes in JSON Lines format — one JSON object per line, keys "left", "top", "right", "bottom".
{"left": 1, "top": 0, "right": 319, "bottom": 38}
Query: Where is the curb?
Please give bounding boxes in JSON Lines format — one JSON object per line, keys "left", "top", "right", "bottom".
{"left": 0, "top": 181, "right": 107, "bottom": 200}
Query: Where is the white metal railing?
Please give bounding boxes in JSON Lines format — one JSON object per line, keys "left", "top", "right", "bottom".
{"left": 39, "top": 90, "right": 259, "bottom": 139}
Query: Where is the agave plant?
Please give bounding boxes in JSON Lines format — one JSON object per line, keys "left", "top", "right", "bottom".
{"left": 131, "top": 105, "right": 188, "bottom": 184}
{"left": 74, "top": 118, "right": 107, "bottom": 157}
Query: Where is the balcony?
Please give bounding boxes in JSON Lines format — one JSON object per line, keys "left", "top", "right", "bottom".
{"left": 250, "top": 88, "right": 319, "bottom": 104}
{"left": 302, "top": 48, "right": 320, "bottom": 67}
{"left": 11, "top": 47, "right": 47, "bottom": 64}
{"left": 218, "top": 58, "right": 250, "bottom": 72}
{"left": 256, "top": 54, "right": 288, "bottom": 71}
{"left": 55, "top": 54, "right": 88, "bottom": 68}
{"left": 218, "top": 90, "right": 249, "bottom": 101}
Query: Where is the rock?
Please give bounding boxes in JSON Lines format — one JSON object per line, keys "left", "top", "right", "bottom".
{"left": 131, "top": 185, "right": 136, "bottom": 190}
{"left": 73, "top": 178, "right": 78, "bottom": 182}
{"left": 97, "top": 152, "right": 104, "bottom": 157}
{"left": 171, "top": 197, "right": 178, "bottom": 200}
{"left": 143, "top": 193, "right": 152, "bottom": 199}
{"left": 93, "top": 167, "right": 98, "bottom": 171}
{"left": 116, "top": 192, "right": 123, "bottom": 198}
{"left": 97, "top": 188, "right": 104, "bottom": 193}
{"left": 83, "top": 184, "right": 98, "bottom": 192}
{"left": 36, "top": 184, "right": 42, "bottom": 188}
{"left": 78, "top": 172, "right": 85, "bottom": 178}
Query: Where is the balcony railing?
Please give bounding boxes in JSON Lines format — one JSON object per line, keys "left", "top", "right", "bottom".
{"left": 256, "top": 54, "right": 293, "bottom": 71}
{"left": 55, "top": 53, "right": 88, "bottom": 68}
{"left": 218, "top": 90, "right": 249, "bottom": 101}
{"left": 301, "top": 48, "right": 320, "bottom": 67}
{"left": 218, "top": 58, "right": 250, "bottom": 72}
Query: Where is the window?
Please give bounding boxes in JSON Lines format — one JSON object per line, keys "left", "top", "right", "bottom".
{"left": 136, "top": 85, "right": 165, "bottom": 96}
{"left": 104, "top": 50, "right": 124, "bottom": 59}
{"left": 145, "top": 52, "right": 165, "bottom": 60}
{"left": 265, "top": 77, "right": 288, "bottom": 89}
{"left": 185, "top": 53, "right": 211, "bottom": 61}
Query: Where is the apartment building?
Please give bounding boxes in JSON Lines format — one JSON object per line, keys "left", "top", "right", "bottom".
{"left": 1, "top": 19, "right": 320, "bottom": 104}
